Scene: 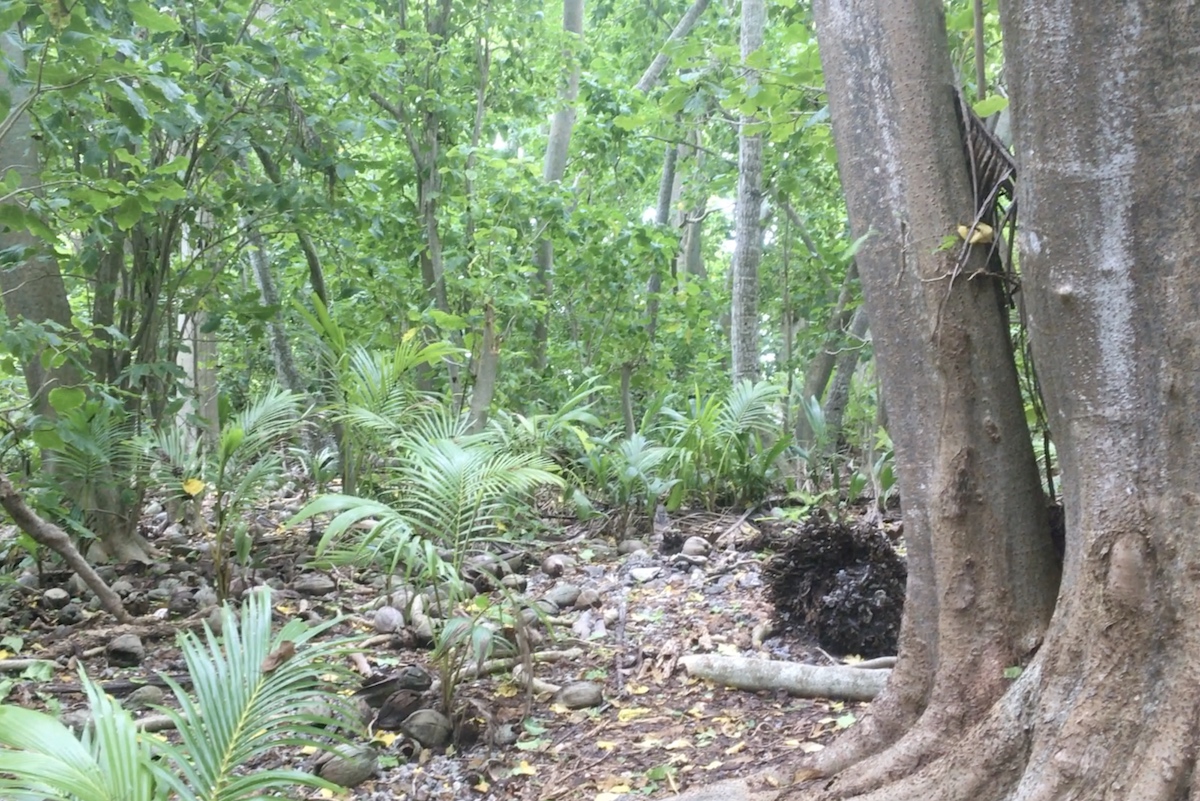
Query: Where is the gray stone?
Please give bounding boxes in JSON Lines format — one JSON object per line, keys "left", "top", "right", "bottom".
{"left": 500, "top": 574, "right": 528, "bottom": 592}
{"left": 110, "top": 580, "right": 135, "bottom": 597}
{"left": 294, "top": 573, "right": 336, "bottom": 596}
{"left": 541, "top": 553, "right": 573, "bottom": 578}
{"left": 556, "top": 681, "right": 604, "bottom": 710}
{"left": 401, "top": 709, "right": 452, "bottom": 748}
{"left": 629, "top": 567, "right": 662, "bottom": 583}
{"left": 617, "top": 539, "right": 649, "bottom": 555}
{"left": 373, "top": 606, "right": 405, "bottom": 634}
{"left": 126, "top": 685, "right": 165, "bottom": 709}
{"left": 543, "top": 584, "right": 582, "bottom": 608}
{"left": 575, "top": 588, "right": 602, "bottom": 609}
{"left": 167, "top": 590, "right": 196, "bottom": 617}
{"left": 682, "top": 536, "right": 711, "bottom": 556}
{"left": 106, "top": 633, "right": 145, "bottom": 666}
{"left": 315, "top": 743, "right": 378, "bottom": 788}
{"left": 193, "top": 586, "right": 218, "bottom": 608}
{"left": 57, "top": 603, "right": 83, "bottom": 625}
{"left": 42, "top": 588, "right": 70, "bottom": 610}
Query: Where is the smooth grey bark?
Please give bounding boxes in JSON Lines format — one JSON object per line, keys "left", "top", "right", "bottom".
{"left": 244, "top": 221, "right": 307, "bottom": 397}
{"left": 644, "top": 143, "right": 678, "bottom": 344}
{"left": 467, "top": 304, "right": 499, "bottom": 432}
{"left": 0, "top": 31, "right": 79, "bottom": 417}
{"left": 635, "top": 0, "right": 712, "bottom": 93}
{"left": 531, "top": 0, "right": 584, "bottom": 372}
{"left": 820, "top": 304, "right": 869, "bottom": 444}
{"left": 794, "top": 262, "right": 859, "bottom": 446}
{"left": 730, "top": 0, "right": 766, "bottom": 383}
{"left": 799, "top": 0, "right": 1059, "bottom": 790}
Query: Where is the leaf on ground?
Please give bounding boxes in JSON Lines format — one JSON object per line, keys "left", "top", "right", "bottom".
{"left": 495, "top": 682, "right": 519, "bottom": 697}
{"left": 835, "top": 713, "right": 857, "bottom": 729}
{"left": 627, "top": 682, "right": 650, "bottom": 695}
{"left": 510, "top": 760, "right": 537, "bottom": 776}
{"left": 664, "top": 738, "right": 692, "bottom": 750}
{"left": 799, "top": 741, "right": 824, "bottom": 753}
{"left": 596, "top": 740, "right": 618, "bottom": 751}
{"left": 617, "top": 706, "right": 651, "bottom": 723}
{"left": 724, "top": 741, "right": 746, "bottom": 755}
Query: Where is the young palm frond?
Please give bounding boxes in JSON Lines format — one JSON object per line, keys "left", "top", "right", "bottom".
{"left": 0, "top": 671, "right": 157, "bottom": 801}
{"left": 154, "top": 587, "right": 355, "bottom": 801}
{"left": 0, "top": 588, "right": 355, "bottom": 801}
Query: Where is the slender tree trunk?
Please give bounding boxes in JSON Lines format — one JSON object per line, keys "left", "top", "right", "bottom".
{"left": 821, "top": 305, "right": 869, "bottom": 446}
{"left": 730, "top": 0, "right": 766, "bottom": 383}
{"left": 645, "top": 143, "right": 678, "bottom": 344}
{"left": 0, "top": 32, "right": 80, "bottom": 416}
{"left": 795, "top": 262, "right": 859, "bottom": 446}
{"left": 243, "top": 221, "right": 307, "bottom": 397}
{"left": 635, "top": 0, "right": 711, "bottom": 93}
{"left": 532, "top": 0, "right": 584, "bottom": 372}
{"left": 797, "top": 0, "right": 1060, "bottom": 791}
{"left": 468, "top": 304, "right": 499, "bottom": 432}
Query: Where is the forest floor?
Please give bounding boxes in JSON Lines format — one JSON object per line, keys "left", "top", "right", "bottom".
{"left": 0, "top": 494, "right": 903, "bottom": 801}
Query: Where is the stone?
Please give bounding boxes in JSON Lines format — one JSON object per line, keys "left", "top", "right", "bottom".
{"left": 193, "top": 585, "right": 219, "bottom": 607}
{"left": 556, "top": 681, "right": 603, "bottom": 709}
{"left": 541, "top": 554, "right": 572, "bottom": 578}
{"left": 543, "top": 584, "right": 582, "bottom": 608}
{"left": 167, "top": 590, "right": 196, "bottom": 617}
{"left": 629, "top": 567, "right": 662, "bottom": 583}
{"left": 532, "top": 598, "right": 559, "bottom": 616}
{"left": 314, "top": 743, "right": 378, "bottom": 788}
{"left": 401, "top": 709, "right": 452, "bottom": 748}
{"left": 106, "top": 633, "right": 145, "bottom": 666}
{"left": 618, "top": 539, "right": 649, "bottom": 555}
{"left": 110, "top": 580, "right": 135, "bottom": 597}
{"left": 682, "top": 536, "right": 711, "bottom": 556}
{"left": 374, "top": 689, "right": 423, "bottom": 730}
{"left": 373, "top": 606, "right": 405, "bottom": 634}
{"left": 294, "top": 573, "right": 336, "bottom": 596}
{"left": 126, "top": 685, "right": 166, "bottom": 709}
{"left": 575, "top": 588, "right": 602, "bottom": 609}
{"left": 42, "top": 588, "right": 70, "bottom": 610}
{"left": 500, "top": 574, "right": 528, "bottom": 592}
{"left": 57, "top": 603, "right": 83, "bottom": 625}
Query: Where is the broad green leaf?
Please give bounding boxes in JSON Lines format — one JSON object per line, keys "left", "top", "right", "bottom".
{"left": 47, "top": 386, "right": 85, "bottom": 413}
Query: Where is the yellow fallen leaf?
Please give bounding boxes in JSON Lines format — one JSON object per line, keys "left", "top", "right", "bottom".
{"left": 495, "top": 682, "right": 519, "bottom": 698}
{"left": 473, "top": 779, "right": 491, "bottom": 792}
{"left": 724, "top": 741, "right": 746, "bottom": 755}
{"left": 628, "top": 683, "right": 650, "bottom": 695}
{"left": 596, "top": 740, "right": 619, "bottom": 751}
{"left": 372, "top": 732, "right": 399, "bottom": 747}
{"left": 617, "top": 707, "right": 651, "bottom": 723}
{"left": 716, "top": 643, "right": 740, "bottom": 656}
{"left": 0, "top": 649, "right": 9, "bottom": 659}
{"left": 664, "top": 738, "right": 692, "bottom": 750}
{"left": 182, "top": 478, "right": 205, "bottom": 497}
{"left": 800, "top": 742, "right": 825, "bottom": 754}
{"left": 703, "top": 760, "right": 722, "bottom": 770}
{"left": 957, "top": 222, "right": 994, "bottom": 244}
{"left": 550, "top": 703, "right": 571, "bottom": 714}
{"left": 511, "top": 760, "right": 537, "bottom": 776}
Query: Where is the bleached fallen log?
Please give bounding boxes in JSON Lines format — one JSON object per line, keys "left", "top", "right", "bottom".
{"left": 679, "top": 655, "right": 888, "bottom": 702}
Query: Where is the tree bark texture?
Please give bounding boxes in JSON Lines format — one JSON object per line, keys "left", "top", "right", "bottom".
{"left": 730, "top": 0, "right": 765, "bottom": 383}
{"left": 802, "top": 0, "right": 1060, "bottom": 791}
{"left": 0, "top": 31, "right": 80, "bottom": 417}
{"left": 532, "top": 0, "right": 584, "bottom": 372}
{"left": 635, "top": 0, "right": 712, "bottom": 93}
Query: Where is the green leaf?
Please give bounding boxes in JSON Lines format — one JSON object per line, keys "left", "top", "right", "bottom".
{"left": 47, "top": 386, "right": 85, "bottom": 413}
{"left": 114, "top": 198, "right": 142, "bottom": 230}
{"left": 128, "top": 0, "right": 181, "bottom": 32}
{"left": 972, "top": 95, "right": 1009, "bottom": 117}
{"left": 1003, "top": 666, "right": 1023, "bottom": 679}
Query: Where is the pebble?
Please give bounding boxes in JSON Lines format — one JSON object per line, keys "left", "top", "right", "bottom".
{"left": 628, "top": 567, "right": 661, "bottom": 583}
{"left": 106, "top": 633, "right": 145, "bottom": 666}
{"left": 42, "top": 588, "right": 70, "bottom": 610}
{"left": 294, "top": 573, "right": 336, "bottom": 596}
{"left": 373, "top": 606, "right": 405, "bottom": 634}
{"left": 543, "top": 583, "right": 581, "bottom": 608}
{"left": 682, "top": 536, "right": 711, "bottom": 556}
{"left": 57, "top": 603, "right": 83, "bottom": 625}
{"left": 315, "top": 743, "right": 378, "bottom": 788}
{"left": 617, "top": 540, "right": 649, "bottom": 556}
{"left": 110, "top": 580, "right": 135, "bottom": 597}
{"left": 556, "top": 681, "right": 604, "bottom": 709}
{"left": 126, "top": 685, "right": 166, "bottom": 709}
{"left": 574, "top": 588, "right": 602, "bottom": 609}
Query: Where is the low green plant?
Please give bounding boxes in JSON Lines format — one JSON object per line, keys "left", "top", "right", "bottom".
{"left": 659, "top": 380, "right": 789, "bottom": 509}
{"left": 0, "top": 587, "right": 357, "bottom": 801}
{"left": 138, "top": 386, "right": 305, "bottom": 599}
{"left": 576, "top": 432, "right": 677, "bottom": 532}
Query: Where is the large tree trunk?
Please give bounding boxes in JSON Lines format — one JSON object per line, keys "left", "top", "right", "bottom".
{"left": 730, "top": 0, "right": 766, "bottom": 383}
{"left": 531, "top": 0, "right": 583, "bottom": 372}
{"left": 792, "top": 0, "right": 1060, "bottom": 792}
{"left": 0, "top": 32, "right": 80, "bottom": 416}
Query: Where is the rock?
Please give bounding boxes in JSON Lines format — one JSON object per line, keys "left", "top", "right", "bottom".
{"left": 194, "top": 585, "right": 219, "bottom": 607}
{"left": 106, "top": 634, "right": 145, "bottom": 666}
{"left": 66, "top": 575, "right": 88, "bottom": 596}
{"left": 532, "top": 598, "right": 560, "bottom": 616}
{"left": 543, "top": 584, "right": 582, "bottom": 608}
{"left": 618, "top": 540, "right": 648, "bottom": 556}
{"left": 314, "top": 743, "right": 378, "bottom": 788}
{"left": 167, "top": 590, "right": 196, "bottom": 617}
{"left": 629, "top": 567, "right": 662, "bottom": 583}
{"left": 556, "top": 681, "right": 603, "bottom": 709}
{"left": 373, "top": 606, "right": 405, "bottom": 634}
{"left": 410, "top": 612, "right": 435, "bottom": 644}
{"left": 356, "top": 666, "right": 434, "bottom": 708}
{"left": 57, "top": 603, "right": 83, "bottom": 625}
{"left": 575, "top": 588, "right": 602, "bottom": 609}
{"left": 205, "top": 606, "right": 225, "bottom": 635}
{"left": 682, "top": 536, "right": 711, "bottom": 556}
{"left": 161, "top": 523, "right": 185, "bottom": 542}
{"left": 375, "top": 587, "right": 418, "bottom": 611}
{"left": 144, "top": 502, "right": 164, "bottom": 517}
{"left": 126, "top": 685, "right": 165, "bottom": 709}
{"left": 489, "top": 722, "right": 519, "bottom": 747}
{"left": 42, "top": 588, "right": 70, "bottom": 610}
{"left": 294, "top": 573, "right": 336, "bottom": 596}
{"left": 541, "top": 554, "right": 572, "bottom": 578}
{"left": 110, "top": 580, "right": 135, "bottom": 597}
{"left": 500, "top": 574, "right": 528, "bottom": 592}
{"left": 401, "top": 709, "right": 452, "bottom": 748}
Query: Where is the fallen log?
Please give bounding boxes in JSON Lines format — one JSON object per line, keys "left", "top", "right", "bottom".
{"left": 678, "top": 654, "right": 888, "bottom": 702}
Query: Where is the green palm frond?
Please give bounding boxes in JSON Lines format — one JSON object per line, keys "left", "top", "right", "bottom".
{"left": 717, "top": 380, "right": 783, "bottom": 439}
{"left": 154, "top": 587, "right": 354, "bottom": 801}
{"left": 0, "top": 672, "right": 156, "bottom": 801}
{"left": 222, "top": 385, "right": 306, "bottom": 463}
